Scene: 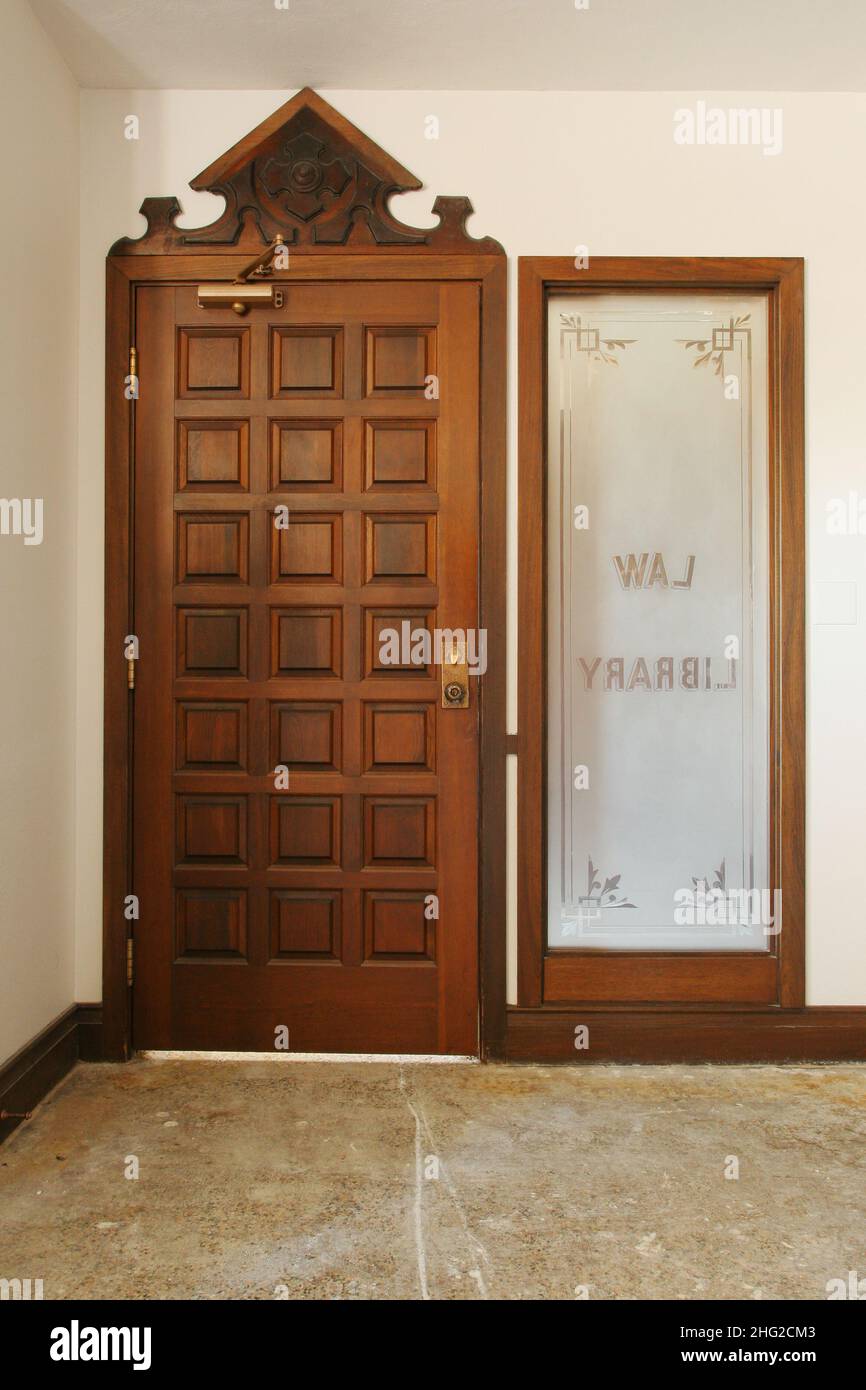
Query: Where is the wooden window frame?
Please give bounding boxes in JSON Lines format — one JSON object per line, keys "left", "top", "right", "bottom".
{"left": 516, "top": 257, "right": 805, "bottom": 1015}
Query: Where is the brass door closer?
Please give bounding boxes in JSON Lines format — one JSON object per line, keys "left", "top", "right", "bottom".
{"left": 197, "top": 235, "right": 287, "bottom": 314}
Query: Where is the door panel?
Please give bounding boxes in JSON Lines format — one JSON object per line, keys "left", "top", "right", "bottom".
{"left": 132, "top": 281, "right": 480, "bottom": 1053}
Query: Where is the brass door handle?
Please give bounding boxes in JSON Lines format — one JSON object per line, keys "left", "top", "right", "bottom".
{"left": 441, "top": 640, "right": 469, "bottom": 708}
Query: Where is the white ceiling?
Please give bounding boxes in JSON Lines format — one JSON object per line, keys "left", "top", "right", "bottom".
{"left": 29, "top": 0, "right": 866, "bottom": 91}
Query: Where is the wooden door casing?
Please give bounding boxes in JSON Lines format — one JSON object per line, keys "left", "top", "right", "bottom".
{"left": 132, "top": 279, "right": 481, "bottom": 1053}
{"left": 516, "top": 257, "right": 805, "bottom": 1014}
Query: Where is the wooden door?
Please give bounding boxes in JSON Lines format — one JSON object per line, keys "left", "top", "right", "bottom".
{"left": 131, "top": 279, "right": 480, "bottom": 1054}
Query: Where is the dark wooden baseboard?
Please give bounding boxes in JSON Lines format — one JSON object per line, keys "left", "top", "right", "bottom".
{"left": 2, "top": 1005, "right": 862, "bottom": 1117}
{"left": 505, "top": 1007, "right": 866, "bottom": 1063}
{"left": 0, "top": 1004, "right": 104, "bottom": 1144}
{"left": 76, "top": 1003, "right": 105, "bottom": 1062}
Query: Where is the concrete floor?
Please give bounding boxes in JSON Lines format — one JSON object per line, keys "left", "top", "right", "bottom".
{"left": 1, "top": 1058, "right": 864, "bottom": 1300}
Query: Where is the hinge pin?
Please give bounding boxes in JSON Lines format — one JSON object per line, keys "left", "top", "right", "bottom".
{"left": 126, "top": 937, "right": 134, "bottom": 987}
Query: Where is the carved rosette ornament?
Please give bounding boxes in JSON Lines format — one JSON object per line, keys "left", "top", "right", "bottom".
{"left": 110, "top": 87, "right": 502, "bottom": 257}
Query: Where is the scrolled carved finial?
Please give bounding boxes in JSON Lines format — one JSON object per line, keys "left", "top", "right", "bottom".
{"left": 429, "top": 196, "right": 503, "bottom": 253}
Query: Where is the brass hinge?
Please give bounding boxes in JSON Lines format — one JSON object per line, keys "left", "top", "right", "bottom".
{"left": 127, "top": 655, "right": 135, "bottom": 690}
{"left": 129, "top": 345, "right": 137, "bottom": 377}
{"left": 126, "top": 937, "right": 134, "bottom": 987}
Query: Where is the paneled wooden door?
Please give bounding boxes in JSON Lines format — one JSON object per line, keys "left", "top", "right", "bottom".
{"left": 131, "top": 279, "right": 480, "bottom": 1053}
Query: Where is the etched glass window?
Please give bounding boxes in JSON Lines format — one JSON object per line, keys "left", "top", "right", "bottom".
{"left": 547, "top": 293, "right": 770, "bottom": 950}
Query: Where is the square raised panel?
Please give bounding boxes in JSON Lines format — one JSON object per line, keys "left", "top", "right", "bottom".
{"left": 178, "top": 420, "right": 249, "bottom": 491}
{"left": 270, "top": 796, "right": 341, "bottom": 865}
{"left": 270, "top": 702, "right": 341, "bottom": 772}
{"left": 363, "top": 891, "right": 435, "bottom": 962}
{"left": 270, "top": 420, "right": 342, "bottom": 491}
{"left": 365, "top": 421, "right": 435, "bottom": 490}
{"left": 365, "top": 326, "right": 436, "bottom": 396}
{"left": 365, "top": 513, "right": 436, "bottom": 583}
{"left": 177, "top": 608, "right": 247, "bottom": 677}
{"left": 176, "top": 702, "right": 248, "bottom": 771}
{"left": 363, "top": 608, "right": 435, "bottom": 679}
{"left": 363, "top": 796, "right": 435, "bottom": 867}
{"left": 270, "top": 608, "right": 341, "bottom": 677}
{"left": 176, "top": 889, "right": 248, "bottom": 961}
{"left": 271, "top": 327, "right": 343, "bottom": 397}
{"left": 178, "top": 327, "right": 250, "bottom": 398}
{"left": 363, "top": 702, "right": 434, "bottom": 773}
{"left": 269, "top": 890, "right": 341, "bottom": 961}
{"left": 176, "top": 794, "right": 247, "bottom": 864}
{"left": 176, "top": 513, "right": 249, "bottom": 584}
{"left": 271, "top": 513, "right": 342, "bottom": 583}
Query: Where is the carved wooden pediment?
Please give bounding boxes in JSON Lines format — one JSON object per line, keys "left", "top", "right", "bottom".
{"left": 111, "top": 87, "right": 502, "bottom": 256}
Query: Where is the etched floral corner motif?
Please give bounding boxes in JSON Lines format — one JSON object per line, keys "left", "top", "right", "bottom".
{"left": 677, "top": 315, "right": 751, "bottom": 380}
{"left": 581, "top": 855, "right": 636, "bottom": 910}
{"left": 691, "top": 859, "right": 726, "bottom": 895}
{"left": 560, "top": 313, "right": 637, "bottom": 366}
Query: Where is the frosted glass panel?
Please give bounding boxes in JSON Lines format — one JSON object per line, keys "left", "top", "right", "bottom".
{"left": 547, "top": 293, "right": 770, "bottom": 950}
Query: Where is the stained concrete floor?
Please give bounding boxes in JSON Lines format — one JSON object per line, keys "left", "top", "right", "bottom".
{"left": 1, "top": 1058, "right": 864, "bottom": 1300}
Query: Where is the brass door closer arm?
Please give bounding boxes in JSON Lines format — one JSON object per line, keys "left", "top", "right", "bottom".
{"left": 198, "top": 235, "right": 287, "bottom": 314}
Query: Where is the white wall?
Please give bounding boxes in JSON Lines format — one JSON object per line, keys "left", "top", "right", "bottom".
{"left": 0, "top": 0, "right": 79, "bottom": 1064}
{"left": 77, "top": 88, "right": 866, "bottom": 1007}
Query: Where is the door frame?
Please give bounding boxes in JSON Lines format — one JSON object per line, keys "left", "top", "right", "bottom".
{"left": 104, "top": 248, "right": 505, "bottom": 1060}
{"left": 103, "top": 88, "right": 507, "bottom": 1061}
{"left": 514, "top": 256, "right": 805, "bottom": 1049}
